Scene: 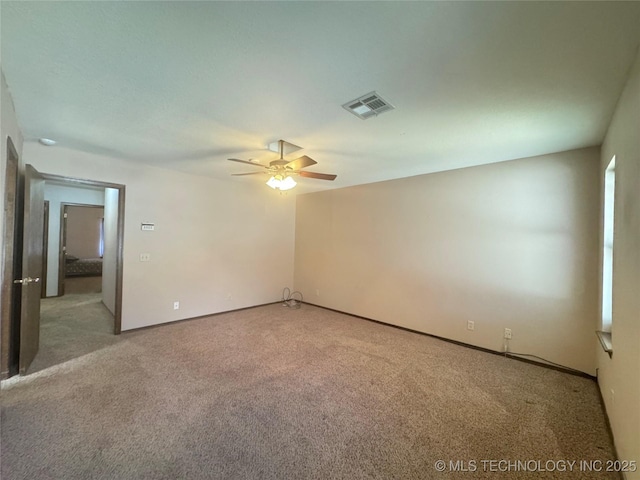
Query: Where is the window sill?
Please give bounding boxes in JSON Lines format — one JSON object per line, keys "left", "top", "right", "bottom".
{"left": 596, "top": 331, "right": 613, "bottom": 358}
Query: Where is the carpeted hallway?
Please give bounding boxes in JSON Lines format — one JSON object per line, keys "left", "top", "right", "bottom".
{"left": 28, "top": 291, "right": 118, "bottom": 374}
{"left": 1, "top": 303, "right": 617, "bottom": 479}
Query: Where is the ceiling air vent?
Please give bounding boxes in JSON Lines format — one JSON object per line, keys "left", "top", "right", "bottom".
{"left": 342, "top": 91, "right": 394, "bottom": 120}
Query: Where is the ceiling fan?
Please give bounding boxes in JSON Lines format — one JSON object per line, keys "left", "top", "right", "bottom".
{"left": 228, "top": 140, "right": 337, "bottom": 191}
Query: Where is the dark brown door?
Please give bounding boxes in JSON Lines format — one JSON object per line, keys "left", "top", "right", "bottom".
{"left": 1, "top": 137, "right": 21, "bottom": 378}
{"left": 18, "top": 165, "right": 45, "bottom": 374}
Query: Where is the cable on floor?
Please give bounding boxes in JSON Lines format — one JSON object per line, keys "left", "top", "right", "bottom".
{"left": 282, "top": 287, "right": 303, "bottom": 309}
{"left": 503, "top": 351, "right": 586, "bottom": 375}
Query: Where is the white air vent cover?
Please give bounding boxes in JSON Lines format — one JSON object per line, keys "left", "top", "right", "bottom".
{"left": 342, "top": 91, "right": 394, "bottom": 119}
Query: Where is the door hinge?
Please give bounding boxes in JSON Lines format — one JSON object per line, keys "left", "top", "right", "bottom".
{"left": 64, "top": 212, "right": 68, "bottom": 218}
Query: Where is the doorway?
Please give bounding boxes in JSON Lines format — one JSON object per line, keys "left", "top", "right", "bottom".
{"left": 57, "top": 203, "right": 105, "bottom": 297}
{"left": 35, "top": 174, "right": 125, "bottom": 373}
{"left": 1, "top": 164, "right": 125, "bottom": 377}
{"left": 40, "top": 174, "right": 125, "bottom": 339}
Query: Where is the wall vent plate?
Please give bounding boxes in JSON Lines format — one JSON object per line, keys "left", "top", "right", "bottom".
{"left": 342, "top": 91, "right": 395, "bottom": 119}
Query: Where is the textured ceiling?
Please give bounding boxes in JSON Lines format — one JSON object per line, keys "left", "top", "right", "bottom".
{"left": 2, "top": 1, "right": 640, "bottom": 192}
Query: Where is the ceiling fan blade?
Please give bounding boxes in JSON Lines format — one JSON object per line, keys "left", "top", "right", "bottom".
{"left": 232, "top": 172, "right": 267, "bottom": 176}
{"left": 285, "top": 155, "right": 317, "bottom": 171}
{"left": 228, "top": 158, "right": 266, "bottom": 168}
{"left": 299, "top": 171, "right": 337, "bottom": 181}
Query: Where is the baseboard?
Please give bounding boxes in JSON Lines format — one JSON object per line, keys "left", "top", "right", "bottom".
{"left": 595, "top": 373, "right": 625, "bottom": 480}
{"left": 304, "top": 302, "right": 595, "bottom": 380}
{"left": 123, "top": 301, "right": 283, "bottom": 333}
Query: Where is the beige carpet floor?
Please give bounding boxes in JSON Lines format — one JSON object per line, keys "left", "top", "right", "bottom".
{"left": 28, "top": 292, "right": 117, "bottom": 374}
{"left": 63, "top": 276, "right": 103, "bottom": 295}
{"left": 1, "top": 302, "right": 617, "bottom": 479}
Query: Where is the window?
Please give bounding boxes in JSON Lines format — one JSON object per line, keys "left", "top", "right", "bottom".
{"left": 99, "top": 218, "right": 105, "bottom": 258}
{"left": 598, "top": 156, "right": 615, "bottom": 355}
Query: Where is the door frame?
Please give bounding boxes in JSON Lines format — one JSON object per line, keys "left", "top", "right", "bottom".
{"left": 57, "top": 203, "right": 104, "bottom": 297}
{"left": 41, "top": 200, "right": 49, "bottom": 299}
{"left": 1, "top": 137, "right": 22, "bottom": 378}
{"left": 41, "top": 173, "right": 125, "bottom": 335}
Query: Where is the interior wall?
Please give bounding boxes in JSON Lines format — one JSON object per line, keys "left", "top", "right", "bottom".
{"left": 597, "top": 47, "right": 640, "bottom": 480}
{"left": 23, "top": 143, "right": 296, "bottom": 330}
{"left": 65, "top": 205, "right": 104, "bottom": 258}
{"left": 43, "top": 183, "right": 104, "bottom": 296}
{"left": 294, "top": 147, "right": 600, "bottom": 374}
{"left": 102, "top": 188, "right": 118, "bottom": 314}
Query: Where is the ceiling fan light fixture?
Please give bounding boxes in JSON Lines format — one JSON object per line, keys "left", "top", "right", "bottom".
{"left": 280, "top": 176, "right": 297, "bottom": 191}
{"left": 230, "top": 139, "right": 335, "bottom": 188}
{"left": 266, "top": 175, "right": 280, "bottom": 189}
{"left": 266, "top": 175, "right": 297, "bottom": 191}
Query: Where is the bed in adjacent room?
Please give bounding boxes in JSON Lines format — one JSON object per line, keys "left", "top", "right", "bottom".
{"left": 65, "top": 255, "right": 103, "bottom": 277}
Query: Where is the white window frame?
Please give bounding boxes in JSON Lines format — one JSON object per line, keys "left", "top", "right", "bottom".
{"left": 598, "top": 156, "right": 615, "bottom": 355}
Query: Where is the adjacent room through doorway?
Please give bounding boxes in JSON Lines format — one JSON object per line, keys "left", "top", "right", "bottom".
{"left": 61, "top": 204, "right": 105, "bottom": 295}
{"left": 26, "top": 176, "right": 125, "bottom": 374}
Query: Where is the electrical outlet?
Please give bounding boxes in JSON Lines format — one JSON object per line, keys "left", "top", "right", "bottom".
{"left": 173, "top": 301, "right": 180, "bottom": 310}
{"left": 467, "top": 320, "right": 475, "bottom": 331}
{"left": 139, "top": 253, "right": 151, "bottom": 262}
{"left": 227, "top": 293, "right": 232, "bottom": 300}
{"left": 316, "top": 289, "right": 320, "bottom": 297}
{"left": 504, "top": 328, "right": 512, "bottom": 340}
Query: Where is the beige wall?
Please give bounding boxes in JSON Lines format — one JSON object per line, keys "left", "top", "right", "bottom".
{"left": 597, "top": 47, "right": 640, "bottom": 480}
{"left": 24, "top": 143, "right": 296, "bottom": 330}
{"left": 295, "top": 147, "right": 600, "bottom": 374}
{"left": 65, "top": 205, "right": 104, "bottom": 259}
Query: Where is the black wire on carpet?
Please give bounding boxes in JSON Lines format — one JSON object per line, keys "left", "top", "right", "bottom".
{"left": 282, "top": 287, "right": 303, "bottom": 309}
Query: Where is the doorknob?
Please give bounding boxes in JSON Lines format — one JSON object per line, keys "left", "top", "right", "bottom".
{"left": 13, "top": 277, "right": 40, "bottom": 284}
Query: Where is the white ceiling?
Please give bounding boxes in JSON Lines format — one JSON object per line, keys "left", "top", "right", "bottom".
{"left": 2, "top": 1, "right": 639, "bottom": 193}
